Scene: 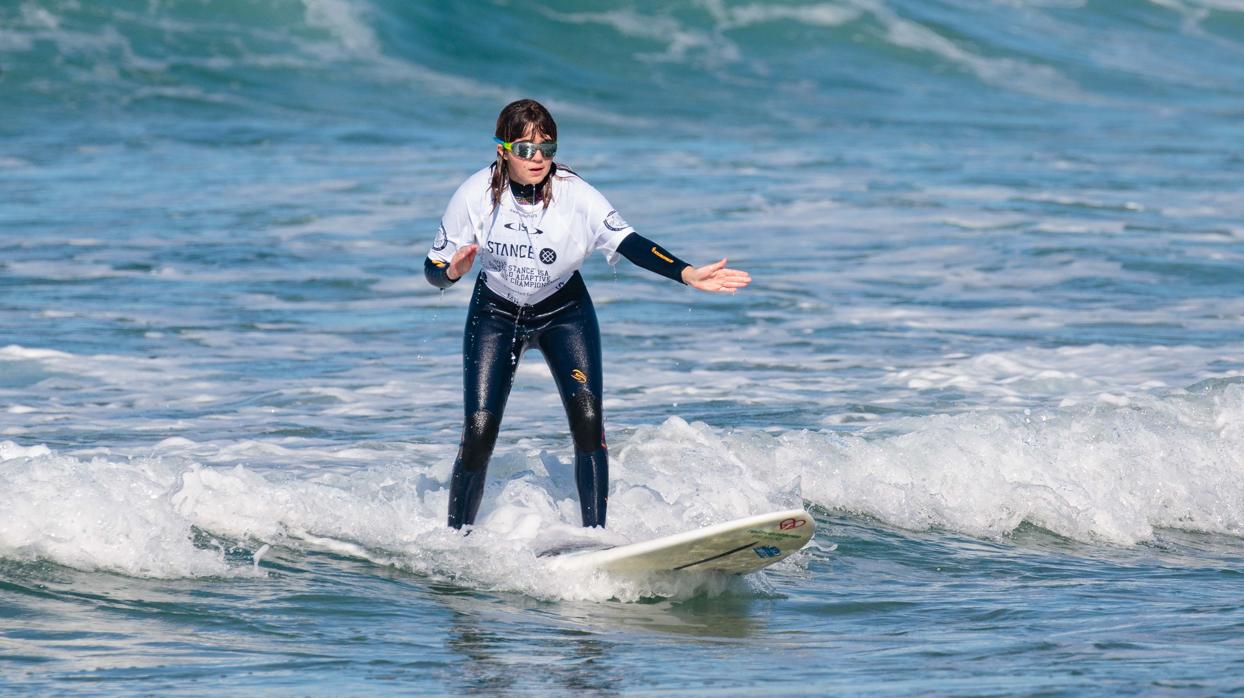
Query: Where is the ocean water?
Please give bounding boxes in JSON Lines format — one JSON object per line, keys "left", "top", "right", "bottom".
{"left": 3, "top": 0, "right": 1244, "bottom": 693}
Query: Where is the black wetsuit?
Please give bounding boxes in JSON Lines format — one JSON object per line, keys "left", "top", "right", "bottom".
{"left": 427, "top": 179, "right": 690, "bottom": 529}
{"left": 445, "top": 271, "right": 606, "bottom": 528}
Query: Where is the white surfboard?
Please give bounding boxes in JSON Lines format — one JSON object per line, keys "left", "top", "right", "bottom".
{"left": 543, "top": 508, "right": 815, "bottom": 575}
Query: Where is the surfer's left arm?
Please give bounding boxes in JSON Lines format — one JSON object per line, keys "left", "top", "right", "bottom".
{"left": 616, "top": 232, "right": 692, "bottom": 283}
{"left": 583, "top": 184, "right": 748, "bottom": 292}
{"left": 615, "top": 232, "right": 750, "bottom": 292}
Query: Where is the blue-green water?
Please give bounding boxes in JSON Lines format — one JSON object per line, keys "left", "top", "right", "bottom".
{"left": 3, "top": 0, "right": 1244, "bottom": 694}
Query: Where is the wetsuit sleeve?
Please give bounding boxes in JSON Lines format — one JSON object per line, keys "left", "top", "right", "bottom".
{"left": 425, "top": 173, "right": 482, "bottom": 287}
{"left": 616, "top": 232, "right": 691, "bottom": 284}
{"left": 424, "top": 256, "right": 456, "bottom": 289}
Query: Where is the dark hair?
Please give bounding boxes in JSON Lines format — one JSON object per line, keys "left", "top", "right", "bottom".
{"left": 490, "top": 99, "right": 561, "bottom": 210}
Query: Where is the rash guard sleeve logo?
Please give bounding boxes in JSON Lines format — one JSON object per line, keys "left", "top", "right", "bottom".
{"left": 603, "top": 210, "right": 630, "bottom": 232}
{"left": 433, "top": 223, "right": 448, "bottom": 251}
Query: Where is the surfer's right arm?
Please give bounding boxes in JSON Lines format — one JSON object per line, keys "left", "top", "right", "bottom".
{"left": 424, "top": 244, "right": 478, "bottom": 289}
{"left": 424, "top": 256, "right": 456, "bottom": 289}
{"left": 425, "top": 169, "right": 487, "bottom": 289}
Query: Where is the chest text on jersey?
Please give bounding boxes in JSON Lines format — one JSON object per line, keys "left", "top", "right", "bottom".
{"left": 487, "top": 241, "right": 536, "bottom": 259}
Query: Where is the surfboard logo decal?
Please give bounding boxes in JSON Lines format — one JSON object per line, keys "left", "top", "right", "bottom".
{"left": 753, "top": 545, "right": 782, "bottom": 559}
{"left": 779, "top": 517, "right": 806, "bottom": 530}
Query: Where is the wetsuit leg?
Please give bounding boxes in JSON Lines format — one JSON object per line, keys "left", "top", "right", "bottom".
{"left": 447, "top": 287, "right": 524, "bottom": 529}
{"left": 536, "top": 297, "right": 608, "bottom": 528}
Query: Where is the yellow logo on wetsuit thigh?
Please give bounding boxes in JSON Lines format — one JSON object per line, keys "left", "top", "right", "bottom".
{"left": 571, "top": 369, "right": 588, "bottom": 384}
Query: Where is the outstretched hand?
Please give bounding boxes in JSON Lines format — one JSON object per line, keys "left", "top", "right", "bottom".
{"left": 681, "top": 258, "right": 751, "bottom": 293}
{"left": 446, "top": 244, "right": 478, "bottom": 281}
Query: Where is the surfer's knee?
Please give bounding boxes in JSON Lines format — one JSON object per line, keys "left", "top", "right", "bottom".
{"left": 458, "top": 409, "right": 501, "bottom": 470}
{"left": 566, "top": 389, "right": 603, "bottom": 452}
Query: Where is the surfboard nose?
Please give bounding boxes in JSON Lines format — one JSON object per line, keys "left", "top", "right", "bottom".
{"left": 546, "top": 509, "right": 816, "bottom": 575}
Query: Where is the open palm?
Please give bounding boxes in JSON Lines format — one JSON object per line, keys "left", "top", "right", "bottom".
{"left": 681, "top": 258, "right": 751, "bottom": 293}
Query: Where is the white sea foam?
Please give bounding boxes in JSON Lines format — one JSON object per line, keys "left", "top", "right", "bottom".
{"left": 702, "top": 1, "right": 863, "bottom": 29}
{"left": 800, "top": 383, "right": 1244, "bottom": 544}
{"left": 1149, "top": 0, "right": 1244, "bottom": 20}
{"left": 3, "top": 261, "right": 124, "bottom": 281}
{"left": 849, "top": 0, "right": 1094, "bottom": 102}
{"left": 21, "top": 3, "right": 61, "bottom": 30}
{"left": 0, "top": 431, "right": 792, "bottom": 600}
{"left": 884, "top": 345, "right": 1243, "bottom": 405}
{"left": 0, "top": 445, "right": 239, "bottom": 577}
{"left": 301, "top": 0, "right": 380, "bottom": 57}
{"left": 2, "top": 381, "right": 1240, "bottom": 595}
{"left": 548, "top": 8, "right": 742, "bottom": 67}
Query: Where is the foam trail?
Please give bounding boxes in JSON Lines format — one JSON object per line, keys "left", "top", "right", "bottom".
{"left": 0, "top": 443, "right": 238, "bottom": 577}
{"left": 0, "top": 437, "right": 792, "bottom": 601}
{"left": 2, "top": 379, "right": 1241, "bottom": 598}
{"left": 790, "top": 382, "right": 1244, "bottom": 544}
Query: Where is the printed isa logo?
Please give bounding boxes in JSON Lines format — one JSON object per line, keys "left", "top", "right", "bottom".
{"left": 753, "top": 545, "right": 781, "bottom": 559}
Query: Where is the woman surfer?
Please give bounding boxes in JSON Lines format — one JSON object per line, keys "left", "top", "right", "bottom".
{"left": 426, "top": 99, "right": 750, "bottom": 529}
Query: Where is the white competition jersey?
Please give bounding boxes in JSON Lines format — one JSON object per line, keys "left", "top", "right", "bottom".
{"left": 428, "top": 166, "right": 635, "bottom": 305}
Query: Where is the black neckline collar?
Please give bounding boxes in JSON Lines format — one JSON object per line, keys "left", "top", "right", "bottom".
{"left": 509, "top": 179, "right": 539, "bottom": 204}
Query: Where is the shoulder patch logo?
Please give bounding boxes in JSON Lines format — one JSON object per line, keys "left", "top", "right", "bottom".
{"left": 603, "top": 210, "right": 630, "bottom": 231}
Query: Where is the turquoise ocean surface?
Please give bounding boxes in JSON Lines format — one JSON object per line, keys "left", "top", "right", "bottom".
{"left": 3, "top": 0, "right": 1244, "bottom": 694}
